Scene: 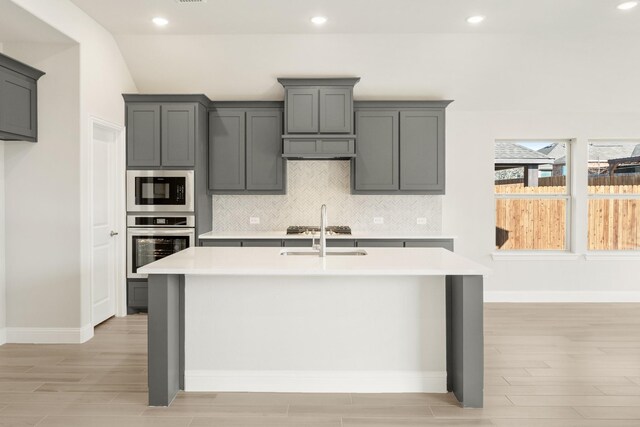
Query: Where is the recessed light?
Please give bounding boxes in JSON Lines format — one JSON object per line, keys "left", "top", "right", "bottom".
{"left": 466, "top": 15, "right": 485, "bottom": 24}
{"left": 311, "top": 16, "right": 327, "bottom": 25}
{"left": 617, "top": 1, "right": 638, "bottom": 10}
{"left": 152, "top": 17, "right": 169, "bottom": 27}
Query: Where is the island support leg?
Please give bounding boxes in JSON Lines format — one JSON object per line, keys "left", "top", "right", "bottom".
{"left": 148, "top": 274, "right": 184, "bottom": 406}
{"left": 446, "top": 275, "right": 484, "bottom": 408}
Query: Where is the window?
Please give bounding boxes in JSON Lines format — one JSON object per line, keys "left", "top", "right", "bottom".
{"left": 588, "top": 140, "right": 640, "bottom": 251}
{"left": 495, "top": 140, "right": 571, "bottom": 251}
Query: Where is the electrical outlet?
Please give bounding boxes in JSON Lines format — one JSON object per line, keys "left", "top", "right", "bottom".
{"left": 417, "top": 217, "right": 427, "bottom": 225}
{"left": 249, "top": 217, "right": 260, "bottom": 225}
{"left": 373, "top": 217, "right": 384, "bottom": 224}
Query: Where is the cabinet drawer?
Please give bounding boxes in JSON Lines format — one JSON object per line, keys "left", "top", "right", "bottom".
{"left": 283, "top": 239, "right": 312, "bottom": 247}
{"left": 328, "top": 239, "right": 356, "bottom": 247}
{"left": 200, "top": 239, "right": 242, "bottom": 247}
{"left": 242, "top": 240, "right": 282, "bottom": 247}
{"left": 356, "top": 240, "right": 404, "bottom": 248}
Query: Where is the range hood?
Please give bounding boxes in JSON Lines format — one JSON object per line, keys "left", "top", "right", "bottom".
{"left": 279, "top": 77, "right": 360, "bottom": 160}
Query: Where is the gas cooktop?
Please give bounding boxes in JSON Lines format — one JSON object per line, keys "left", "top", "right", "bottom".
{"left": 286, "top": 226, "right": 352, "bottom": 235}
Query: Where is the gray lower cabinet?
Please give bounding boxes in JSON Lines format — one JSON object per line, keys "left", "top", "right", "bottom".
{"left": 357, "top": 240, "right": 404, "bottom": 248}
{"left": 0, "top": 53, "right": 45, "bottom": 142}
{"left": 125, "top": 100, "right": 198, "bottom": 168}
{"left": 242, "top": 240, "right": 282, "bottom": 247}
{"left": 209, "top": 106, "right": 284, "bottom": 194}
{"left": 201, "top": 238, "right": 451, "bottom": 250}
{"left": 282, "top": 239, "right": 356, "bottom": 247}
{"left": 200, "top": 239, "right": 242, "bottom": 247}
{"left": 352, "top": 101, "right": 452, "bottom": 195}
{"left": 127, "top": 281, "right": 148, "bottom": 312}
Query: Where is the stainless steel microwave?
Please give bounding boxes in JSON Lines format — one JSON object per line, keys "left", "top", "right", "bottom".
{"left": 126, "top": 170, "right": 194, "bottom": 212}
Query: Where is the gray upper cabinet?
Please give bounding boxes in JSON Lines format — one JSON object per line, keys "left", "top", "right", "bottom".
{"left": 319, "top": 88, "right": 352, "bottom": 133}
{"left": 125, "top": 98, "right": 201, "bottom": 168}
{"left": 209, "top": 103, "right": 285, "bottom": 194}
{"left": 0, "top": 53, "right": 45, "bottom": 143}
{"left": 351, "top": 101, "right": 452, "bottom": 195}
{"left": 127, "top": 104, "right": 161, "bottom": 167}
{"left": 286, "top": 88, "right": 318, "bottom": 133}
{"left": 246, "top": 110, "right": 283, "bottom": 191}
{"left": 209, "top": 109, "right": 245, "bottom": 191}
{"left": 162, "top": 104, "right": 196, "bottom": 167}
{"left": 400, "top": 110, "right": 444, "bottom": 192}
{"left": 279, "top": 77, "right": 359, "bottom": 136}
{"left": 354, "top": 110, "right": 398, "bottom": 191}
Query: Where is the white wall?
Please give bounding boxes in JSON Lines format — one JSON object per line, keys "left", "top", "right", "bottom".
{"left": 114, "top": 32, "right": 640, "bottom": 300}
{"left": 4, "top": 42, "right": 81, "bottom": 330}
{"left": 2, "top": 0, "right": 136, "bottom": 340}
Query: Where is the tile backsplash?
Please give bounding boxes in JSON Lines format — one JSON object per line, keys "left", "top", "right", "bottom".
{"left": 212, "top": 161, "right": 441, "bottom": 232}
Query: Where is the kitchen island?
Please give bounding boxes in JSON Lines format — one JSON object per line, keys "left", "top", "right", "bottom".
{"left": 139, "top": 246, "right": 488, "bottom": 408}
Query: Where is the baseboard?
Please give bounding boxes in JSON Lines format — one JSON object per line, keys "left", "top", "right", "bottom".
{"left": 485, "top": 291, "right": 640, "bottom": 303}
{"left": 7, "top": 323, "right": 94, "bottom": 344}
{"left": 0, "top": 327, "right": 6, "bottom": 345}
{"left": 185, "top": 370, "right": 447, "bottom": 393}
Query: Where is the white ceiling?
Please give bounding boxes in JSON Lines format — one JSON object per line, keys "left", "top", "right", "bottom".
{"left": 69, "top": 0, "right": 640, "bottom": 35}
{"left": 0, "top": 0, "right": 73, "bottom": 44}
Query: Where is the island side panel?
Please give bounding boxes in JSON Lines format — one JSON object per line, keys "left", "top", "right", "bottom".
{"left": 447, "top": 274, "right": 484, "bottom": 408}
{"left": 148, "top": 274, "right": 183, "bottom": 406}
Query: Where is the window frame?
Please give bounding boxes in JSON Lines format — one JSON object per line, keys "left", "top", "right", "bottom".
{"left": 586, "top": 139, "right": 640, "bottom": 254}
{"left": 494, "top": 139, "right": 573, "bottom": 254}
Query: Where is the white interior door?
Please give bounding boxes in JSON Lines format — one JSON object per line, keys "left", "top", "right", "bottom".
{"left": 91, "top": 124, "right": 118, "bottom": 326}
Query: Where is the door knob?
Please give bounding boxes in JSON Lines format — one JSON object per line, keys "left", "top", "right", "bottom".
{"left": 110, "top": 231, "right": 119, "bottom": 237}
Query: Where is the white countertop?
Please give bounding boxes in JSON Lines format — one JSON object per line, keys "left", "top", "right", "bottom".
{"left": 198, "top": 231, "right": 456, "bottom": 240}
{"left": 138, "top": 247, "right": 489, "bottom": 276}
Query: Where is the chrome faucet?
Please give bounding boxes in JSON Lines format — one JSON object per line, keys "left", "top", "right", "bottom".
{"left": 319, "top": 204, "right": 327, "bottom": 257}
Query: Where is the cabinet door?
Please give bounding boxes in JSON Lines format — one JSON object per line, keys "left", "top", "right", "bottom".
{"left": 209, "top": 110, "right": 245, "bottom": 190}
{"left": 0, "top": 67, "right": 37, "bottom": 139}
{"left": 286, "top": 88, "right": 318, "bottom": 133}
{"left": 319, "top": 88, "right": 352, "bottom": 133}
{"left": 400, "top": 110, "right": 445, "bottom": 192}
{"left": 354, "top": 110, "right": 399, "bottom": 191}
{"left": 127, "top": 104, "right": 161, "bottom": 167}
{"left": 161, "top": 104, "right": 195, "bottom": 167}
{"left": 246, "top": 110, "right": 283, "bottom": 191}
{"left": 127, "top": 281, "right": 148, "bottom": 308}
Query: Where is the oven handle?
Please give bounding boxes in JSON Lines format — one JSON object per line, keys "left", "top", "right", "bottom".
{"left": 127, "top": 228, "right": 196, "bottom": 236}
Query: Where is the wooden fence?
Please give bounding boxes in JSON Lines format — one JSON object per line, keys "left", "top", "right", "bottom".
{"left": 495, "top": 184, "right": 640, "bottom": 250}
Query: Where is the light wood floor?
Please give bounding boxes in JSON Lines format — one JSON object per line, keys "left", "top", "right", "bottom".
{"left": 1, "top": 304, "right": 640, "bottom": 426}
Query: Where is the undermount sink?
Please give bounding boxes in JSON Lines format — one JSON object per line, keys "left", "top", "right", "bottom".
{"left": 280, "top": 249, "right": 368, "bottom": 256}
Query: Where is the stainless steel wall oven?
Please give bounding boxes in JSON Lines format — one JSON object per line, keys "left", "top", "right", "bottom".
{"left": 127, "top": 215, "right": 195, "bottom": 279}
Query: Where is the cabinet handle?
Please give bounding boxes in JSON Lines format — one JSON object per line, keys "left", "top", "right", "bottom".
{"left": 110, "top": 231, "right": 119, "bottom": 237}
